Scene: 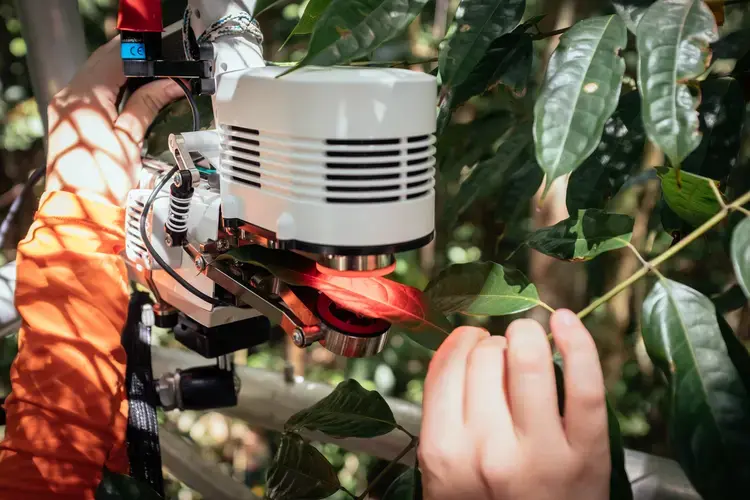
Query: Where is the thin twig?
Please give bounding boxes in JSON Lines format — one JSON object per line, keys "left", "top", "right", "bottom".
{"left": 736, "top": 206, "right": 750, "bottom": 217}
{"left": 577, "top": 189, "right": 750, "bottom": 319}
{"left": 709, "top": 180, "right": 728, "bottom": 209}
{"left": 396, "top": 424, "right": 417, "bottom": 440}
{"left": 356, "top": 437, "right": 419, "bottom": 500}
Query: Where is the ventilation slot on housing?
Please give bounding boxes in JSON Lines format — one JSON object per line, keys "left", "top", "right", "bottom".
{"left": 323, "top": 135, "right": 434, "bottom": 204}
{"left": 221, "top": 125, "right": 262, "bottom": 190}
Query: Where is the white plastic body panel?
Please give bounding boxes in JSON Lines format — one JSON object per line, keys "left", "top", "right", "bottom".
{"left": 213, "top": 65, "right": 438, "bottom": 248}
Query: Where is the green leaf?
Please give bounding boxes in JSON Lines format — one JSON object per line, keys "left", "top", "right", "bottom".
{"left": 438, "top": 0, "right": 526, "bottom": 90}
{"left": 636, "top": 0, "right": 719, "bottom": 168}
{"left": 718, "top": 314, "right": 750, "bottom": 395}
{"left": 283, "top": 0, "right": 429, "bottom": 73}
{"left": 425, "top": 262, "right": 543, "bottom": 316}
{"left": 266, "top": 433, "right": 340, "bottom": 499}
{"left": 285, "top": 379, "right": 397, "bottom": 438}
{"left": 382, "top": 468, "right": 422, "bottom": 500}
{"left": 641, "top": 279, "right": 750, "bottom": 498}
{"left": 566, "top": 90, "right": 646, "bottom": 213}
{"left": 682, "top": 77, "right": 745, "bottom": 182}
{"left": 224, "top": 246, "right": 452, "bottom": 351}
{"left": 731, "top": 217, "right": 750, "bottom": 298}
{"left": 282, "top": 0, "right": 333, "bottom": 47}
{"left": 493, "top": 154, "right": 544, "bottom": 225}
{"left": 436, "top": 112, "right": 513, "bottom": 178}
{"left": 254, "top": 0, "right": 290, "bottom": 16}
{"left": 95, "top": 469, "right": 162, "bottom": 500}
{"left": 533, "top": 15, "right": 628, "bottom": 194}
{"left": 439, "top": 32, "right": 533, "bottom": 124}
{"left": 441, "top": 124, "right": 532, "bottom": 226}
{"left": 525, "top": 209, "right": 634, "bottom": 261}
{"left": 612, "top": 0, "right": 654, "bottom": 33}
{"left": 657, "top": 166, "right": 723, "bottom": 226}
{"left": 607, "top": 399, "right": 634, "bottom": 500}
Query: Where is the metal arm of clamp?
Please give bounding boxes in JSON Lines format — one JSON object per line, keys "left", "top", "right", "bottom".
{"left": 203, "top": 258, "right": 325, "bottom": 348}
{"left": 168, "top": 133, "right": 202, "bottom": 187}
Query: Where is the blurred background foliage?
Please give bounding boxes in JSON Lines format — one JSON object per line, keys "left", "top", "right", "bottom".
{"left": 0, "top": 0, "right": 748, "bottom": 498}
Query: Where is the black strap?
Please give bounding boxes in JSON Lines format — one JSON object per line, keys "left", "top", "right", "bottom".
{"left": 121, "top": 290, "right": 164, "bottom": 496}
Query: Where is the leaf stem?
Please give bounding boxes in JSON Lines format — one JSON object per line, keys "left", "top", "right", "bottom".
{"left": 341, "top": 486, "right": 357, "bottom": 499}
{"left": 396, "top": 424, "right": 417, "bottom": 440}
{"left": 578, "top": 189, "right": 750, "bottom": 319}
{"left": 737, "top": 206, "right": 750, "bottom": 217}
{"left": 356, "top": 437, "right": 419, "bottom": 500}
{"left": 531, "top": 26, "right": 570, "bottom": 40}
{"left": 539, "top": 301, "right": 556, "bottom": 313}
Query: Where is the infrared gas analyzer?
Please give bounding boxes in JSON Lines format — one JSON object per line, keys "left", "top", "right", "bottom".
{"left": 117, "top": 0, "right": 437, "bottom": 410}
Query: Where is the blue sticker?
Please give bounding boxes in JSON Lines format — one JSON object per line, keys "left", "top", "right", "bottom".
{"left": 121, "top": 42, "right": 146, "bottom": 60}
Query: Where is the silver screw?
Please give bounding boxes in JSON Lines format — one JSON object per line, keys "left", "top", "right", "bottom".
{"left": 164, "top": 233, "right": 174, "bottom": 247}
{"left": 216, "top": 239, "right": 229, "bottom": 252}
{"left": 173, "top": 172, "right": 182, "bottom": 187}
{"left": 194, "top": 255, "right": 206, "bottom": 271}
{"left": 292, "top": 328, "right": 305, "bottom": 347}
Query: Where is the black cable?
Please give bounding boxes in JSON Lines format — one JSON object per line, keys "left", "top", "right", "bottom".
{"left": 170, "top": 77, "right": 199, "bottom": 132}
{"left": 139, "top": 165, "right": 225, "bottom": 307}
{"left": 135, "top": 76, "right": 226, "bottom": 306}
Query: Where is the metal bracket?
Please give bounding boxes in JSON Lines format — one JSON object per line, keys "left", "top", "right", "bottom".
{"left": 168, "top": 134, "right": 202, "bottom": 187}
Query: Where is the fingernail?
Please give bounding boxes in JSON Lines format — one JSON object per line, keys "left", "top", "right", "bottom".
{"left": 556, "top": 309, "right": 579, "bottom": 327}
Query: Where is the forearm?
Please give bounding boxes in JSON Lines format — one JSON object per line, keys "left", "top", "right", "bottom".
{"left": 0, "top": 191, "right": 130, "bottom": 499}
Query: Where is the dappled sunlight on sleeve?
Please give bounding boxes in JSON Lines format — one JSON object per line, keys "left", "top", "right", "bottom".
{"left": 0, "top": 190, "right": 130, "bottom": 499}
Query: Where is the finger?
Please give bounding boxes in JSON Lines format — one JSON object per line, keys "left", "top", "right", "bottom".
{"left": 465, "top": 336, "right": 514, "bottom": 438}
{"left": 422, "top": 327, "right": 489, "bottom": 440}
{"left": 506, "top": 319, "right": 565, "bottom": 445}
{"left": 115, "top": 79, "right": 184, "bottom": 146}
{"left": 550, "top": 309, "right": 608, "bottom": 453}
{"left": 73, "top": 36, "right": 127, "bottom": 104}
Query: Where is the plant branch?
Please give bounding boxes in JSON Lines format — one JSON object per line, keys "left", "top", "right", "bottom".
{"left": 578, "top": 189, "right": 750, "bottom": 319}
{"left": 737, "top": 206, "right": 750, "bottom": 217}
{"left": 539, "top": 301, "right": 556, "bottom": 313}
{"left": 356, "top": 437, "right": 419, "bottom": 500}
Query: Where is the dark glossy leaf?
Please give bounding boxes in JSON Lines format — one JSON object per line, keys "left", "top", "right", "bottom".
{"left": 436, "top": 113, "right": 513, "bottom": 179}
{"left": 95, "top": 469, "right": 162, "bottom": 500}
{"left": 607, "top": 399, "right": 634, "bottom": 500}
{"left": 441, "top": 33, "right": 533, "bottom": 117}
{"left": 526, "top": 209, "right": 634, "bottom": 261}
{"left": 566, "top": 90, "right": 646, "bottom": 213}
{"left": 283, "top": 0, "right": 333, "bottom": 44}
{"left": 441, "top": 124, "right": 532, "bottom": 226}
{"left": 254, "top": 0, "right": 290, "bottom": 16}
{"left": 657, "top": 166, "right": 723, "bottom": 226}
{"left": 718, "top": 314, "right": 750, "bottom": 395}
{"left": 682, "top": 77, "right": 745, "bottom": 182}
{"left": 636, "top": 0, "right": 719, "bottom": 168}
{"left": 711, "top": 28, "right": 750, "bottom": 61}
{"left": 440, "top": 125, "right": 531, "bottom": 227}
{"left": 712, "top": 284, "right": 748, "bottom": 313}
{"left": 438, "top": 0, "right": 526, "bottom": 89}
{"left": 553, "top": 358, "right": 633, "bottom": 500}
{"left": 225, "top": 246, "right": 452, "bottom": 351}
{"left": 266, "top": 433, "right": 340, "bottom": 499}
{"left": 382, "top": 468, "right": 422, "bottom": 500}
{"left": 731, "top": 217, "right": 750, "bottom": 298}
{"left": 534, "top": 15, "right": 627, "bottom": 194}
{"left": 641, "top": 279, "right": 750, "bottom": 498}
{"left": 285, "top": 379, "right": 397, "bottom": 438}
{"left": 493, "top": 154, "right": 544, "bottom": 225}
{"left": 612, "top": 0, "right": 654, "bottom": 33}
{"left": 425, "top": 262, "right": 542, "bottom": 316}
{"left": 284, "top": 0, "right": 429, "bottom": 72}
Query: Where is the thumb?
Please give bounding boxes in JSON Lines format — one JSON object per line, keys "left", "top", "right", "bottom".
{"left": 115, "top": 78, "right": 186, "bottom": 145}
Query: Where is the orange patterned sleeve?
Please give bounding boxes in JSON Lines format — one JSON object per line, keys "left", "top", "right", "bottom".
{"left": 0, "top": 191, "right": 130, "bottom": 499}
